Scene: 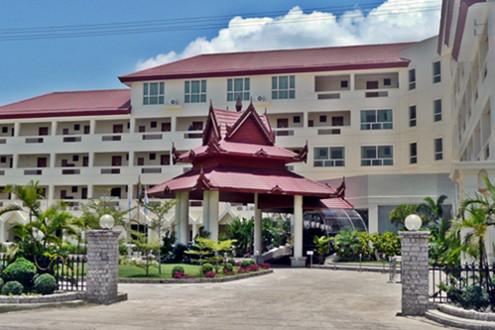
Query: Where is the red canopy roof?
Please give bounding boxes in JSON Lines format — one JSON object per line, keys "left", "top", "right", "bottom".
{"left": 120, "top": 42, "right": 413, "bottom": 82}
{"left": 0, "top": 89, "right": 131, "bottom": 119}
{"left": 147, "top": 166, "right": 336, "bottom": 198}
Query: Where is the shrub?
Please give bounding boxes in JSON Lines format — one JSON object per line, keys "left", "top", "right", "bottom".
{"left": 461, "top": 285, "right": 490, "bottom": 311}
{"left": 259, "top": 263, "right": 271, "bottom": 270}
{"left": 2, "top": 257, "right": 37, "bottom": 288}
{"left": 172, "top": 266, "right": 185, "bottom": 279}
{"left": 201, "top": 263, "right": 214, "bottom": 275}
{"left": 33, "top": 273, "right": 57, "bottom": 295}
{"left": 240, "top": 259, "right": 255, "bottom": 268}
{"left": 228, "top": 258, "right": 236, "bottom": 266}
{"left": 1, "top": 281, "right": 23, "bottom": 295}
{"left": 223, "top": 263, "right": 234, "bottom": 274}
{"left": 0, "top": 277, "right": 4, "bottom": 291}
{"left": 246, "top": 264, "right": 259, "bottom": 272}
{"left": 204, "top": 271, "right": 216, "bottom": 278}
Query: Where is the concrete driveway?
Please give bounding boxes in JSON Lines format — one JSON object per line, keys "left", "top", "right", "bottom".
{"left": 0, "top": 269, "right": 444, "bottom": 330}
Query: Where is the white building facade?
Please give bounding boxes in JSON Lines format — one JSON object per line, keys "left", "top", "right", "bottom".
{"left": 1, "top": 0, "right": 494, "bottom": 241}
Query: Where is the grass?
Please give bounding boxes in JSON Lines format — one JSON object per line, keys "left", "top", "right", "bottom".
{"left": 119, "top": 263, "right": 203, "bottom": 279}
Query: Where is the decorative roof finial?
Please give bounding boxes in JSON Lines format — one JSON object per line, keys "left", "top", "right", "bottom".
{"left": 235, "top": 95, "right": 242, "bottom": 112}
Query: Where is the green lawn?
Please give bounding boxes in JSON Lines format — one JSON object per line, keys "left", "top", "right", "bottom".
{"left": 119, "top": 263, "right": 203, "bottom": 278}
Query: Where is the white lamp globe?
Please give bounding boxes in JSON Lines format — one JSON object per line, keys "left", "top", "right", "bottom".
{"left": 99, "top": 214, "right": 115, "bottom": 230}
{"left": 404, "top": 214, "right": 422, "bottom": 231}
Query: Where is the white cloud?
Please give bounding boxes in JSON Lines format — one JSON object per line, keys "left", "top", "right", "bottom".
{"left": 136, "top": 0, "right": 441, "bottom": 70}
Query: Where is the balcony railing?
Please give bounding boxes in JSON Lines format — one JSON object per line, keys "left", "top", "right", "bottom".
{"left": 101, "top": 135, "right": 122, "bottom": 142}
{"left": 23, "top": 168, "right": 43, "bottom": 175}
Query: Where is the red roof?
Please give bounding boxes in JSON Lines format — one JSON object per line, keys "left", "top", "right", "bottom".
{"left": 119, "top": 42, "right": 414, "bottom": 82}
{"left": 177, "top": 140, "right": 298, "bottom": 163}
{"left": 0, "top": 89, "right": 131, "bottom": 119}
{"left": 320, "top": 197, "right": 353, "bottom": 209}
{"left": 147, "top": 166, "right": 336, "bottom": 198}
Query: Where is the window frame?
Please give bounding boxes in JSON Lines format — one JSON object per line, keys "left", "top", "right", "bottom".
{"left": 409, "top": 105, "right": 417, "bottom": 127}
{"left": 434, "top": 99, "right": 442, "bottom": 122}
{"left": 227, "top": 77, "right": 250, "bottom": 101}
{"left": 313, "top": 146, "right": 345, "bottom": 167}
{"left": 360, "top": 145, "right": 394, "bottom": 166}
{"left": 184, "top": 80, "right": 207, "bottom": 103}
{"left": 409, "top": 142, "right": 417, "bottom": 164}
{"left": 143, "top": 82, "right": 165, "bottom": 105}
{"left": 271, "top": 75, "right": 295, "bottom": 100}
{"left": 408, "top": 69, "right": 416, "bottom": 90}
{"left": 360, "top": 109, "right": 393, "bottom": 130}
{"left": 433, "top": 61, "right": 441, "bottom": 83}
{"left": 434, "top": 138, "right": 443, "bottom": 161}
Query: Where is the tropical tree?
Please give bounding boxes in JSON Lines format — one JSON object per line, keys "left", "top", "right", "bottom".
{"left": 2, "top": 180, "right": 44, "bottom": 222}
{"left": 141, "top": 200, "right": 175, "bottom": 275}
{"left": 389, "top": 204, "right": 419, "bottom": 228}
{"left": 225, "top": 217, "right": 254, "bottom": 256}
{"left": 419, "top": 195, "right": 448, "bottom": 227}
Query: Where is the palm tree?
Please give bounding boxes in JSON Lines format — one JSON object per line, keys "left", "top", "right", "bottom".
{"left": 419, "top": 195, "right": 448, "bottom": 227}
{"left": 3, "top": 180, "right": 44, "bottom": 222}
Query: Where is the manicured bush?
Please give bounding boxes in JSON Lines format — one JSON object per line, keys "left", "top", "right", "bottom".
{"left": 2, "top": 257, "right": 37, "bottom": 288}
{"left": 259, "top": 263, "right": 271, "bottom": 270}
{"left": 1, "top": 281, "right": 23, "bottom": 295}
{"left": 172, "top": 266, "right": 185, "bottom": 279}
{"left": 204, "top": 271, "right": 216, "bottom": 278}
{"left": 223, "top": 263, "right": 234, "bottom": 274}
{"left": 201, "top": 263, "right": 214, "bottom": 275}
{"left": 33, "top": 273, "right": 57, "bottom": 295}
{"left": 240, "top": 259, "right": 255, "bottom": 268}
{"left": 460, "top": 285, "right": 490, "bottom": 311}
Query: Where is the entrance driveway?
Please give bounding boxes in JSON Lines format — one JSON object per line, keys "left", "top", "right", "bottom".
{"left": 0, "top": 269, "right": 443, "bottom": 330}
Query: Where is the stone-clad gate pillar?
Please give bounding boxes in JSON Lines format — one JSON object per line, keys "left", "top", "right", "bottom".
{"left": 86, "top": 230, "right": 120, "bottom": 304}
{"left": 399, "top": 231, "right": 430, "bottom": 316}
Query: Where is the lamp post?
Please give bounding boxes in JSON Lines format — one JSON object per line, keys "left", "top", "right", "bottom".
{"left": 404, "top": 214, "right": 422, "bottom": 231}
{"left": 99, "top": 214, "right": 115, "bottom": 230}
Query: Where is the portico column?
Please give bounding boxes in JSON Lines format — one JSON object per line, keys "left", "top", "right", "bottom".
{"left": 202, "top": 190, "right": 211, "bottom": 233}
{"left": 253, "top": 193, "right": 262, "bottom": 258}
{"left": 290, "top": 195, "right": 306, "bottom": 267}
{"left": 175, "top": 191, "right": 189, "bottom": 245}
{"left": 208, "top": 190, "right": 219, "bottom": 241}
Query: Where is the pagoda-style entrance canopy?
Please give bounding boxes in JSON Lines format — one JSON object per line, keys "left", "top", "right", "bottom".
{"left": 148, "top": 101, "right": 343, "bottom": 266}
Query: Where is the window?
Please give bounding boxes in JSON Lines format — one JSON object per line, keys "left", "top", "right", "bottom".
{"left": 410, "top": 143, "right": 417, "bottom": 164}
{"left": 293, "top": 116, "right": 301, "bottom": 124}
{"left": 71, "top": 186, "right": 78, "bottom": 193}
{"left": 0, "top": 156, "right": 6, "bottom": 163}
{"left": 150, "top": 121, "right": 157, "bottom": 128}
{"left": 408, "top": 69, "right": 416, "bottom": 90}
{"left": 340, "top": 80, "right": 348, "bottom": 88}
{"left": 434, "top": 138, "right": 443, "bottom": 160}
{"left": 143, "top": 82, "right": 165, "bottom": 105}
{"left": 360, "top": 109, "right": 393, "bottom": 130}
{"left": 332, "top": 116, "right": 344, "bottom": 126}
{"left": 383, "top": 78, "right": 391, "bottom": 86}
{"left": 84, "top": 125, "right": 90, "bottom": 134}
{"left": 149, "top": 153, "right": 156, "bottom": 160}
{"left": 434, "top": 99, "right": 442, "bottom": 122}
{"left": 409, "top": 105, "right": 417, "bottom": 127}
{"left": 272, "top": 75, "right": 295, "bottom": 100}
{"left": 1, "top": 127, "right": 7, "bottom": 134}
{"left": 73, "top": 155, "right": 79, "bottom": 162}
{"left": 433, "top": 61, "right": 441, "bottom": 83}
{"left": 366, "top": 81, "right": 379, "bottom": 89}
{"left": 227, "top": 78, "right": 250, "bottom": 101}
{"left": 184, "top": 80, "right": 207, "bottom": 103}
{"left": 161, "top": 122, "right": 171, "bottom": 132}
{"left": 361, "top": 146, "right": 393, "bottom": 166}
{"left": 277, "top": 118, "right": 289, "bottom": 128}
{"left": 319, "top": 115, "right": 327, "bottom": 123}
{"left": 74, "top": 124, "right": 80, "bottom": 131}
{"left": 138, "top": 125, "right": 145, "bottom": 133}
{"left": 313, "top": 147, "right": 345, "bottom": 167}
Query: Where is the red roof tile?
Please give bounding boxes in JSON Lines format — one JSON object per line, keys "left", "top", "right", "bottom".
{"left": 320, "top": 198, "right": 353, "bottom": 209}
{"left": 119, "top": 42, "right": 414, "bottom": 82}
{"left": 148, "top": 166, "right": 336, "bottom": 198}
{"left": 0, "top": 89, "right": 131, "bottom": 119}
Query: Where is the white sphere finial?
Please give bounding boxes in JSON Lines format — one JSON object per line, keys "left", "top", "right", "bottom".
{"left": 99, "top": 214, "right": 115, "bottom": 230}
{"left": 404, "top": 214, "right": 422, "bottom": 231}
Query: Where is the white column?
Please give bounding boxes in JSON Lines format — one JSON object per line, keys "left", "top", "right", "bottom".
{"left": 368, "top": 204, "right": 379, "bottom": 233}
{"left": 192, "top": 223, "right": 199, "bottom": 239}
{"left": 202, "top": 190, "right": 210, "bottom": 233}
{"left": 48, "top": 185, "right": 55, "bottom": 203}
{"left": 291, "top": 195, "right": 306, "bottom": 267}
{"left": 208, "top": 191, "right": 219, "bottom": 241}
{"left": 176, "top": 191, "right": 189, "bottom": 245}
{"left": 90, "top": 120, "right": 96, "bottom": 135}
{"left": 253, "top": 193, "right": 262, "bottom": 256}
{"left": 13, "top": 122, "right": 20, "bottom": 137}
{"left": 87, "top": 185, "right": 94, "bottom": 199}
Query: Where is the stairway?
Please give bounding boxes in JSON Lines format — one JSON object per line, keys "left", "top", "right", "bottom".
{"left": 261, "top": 245, "right": 292, "bottom": 263}
{"left": 425, "top": 304, "right": 495, "bottom": 329}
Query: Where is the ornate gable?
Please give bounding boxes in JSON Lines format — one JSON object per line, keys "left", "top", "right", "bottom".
{"left": 225, "top": 102, "right": 274, "bottom": 145}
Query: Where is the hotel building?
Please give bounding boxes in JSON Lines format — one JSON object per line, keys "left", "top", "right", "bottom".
{"left": 0, "top": 0, "right": 493, "bottom": 242}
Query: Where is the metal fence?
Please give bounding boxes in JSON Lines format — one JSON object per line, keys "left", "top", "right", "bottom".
{"left": 429, "top": 263, "right": 495, "bottom": 303}
{"left": 0, "top": 254, "right": 86, "bottom": 292}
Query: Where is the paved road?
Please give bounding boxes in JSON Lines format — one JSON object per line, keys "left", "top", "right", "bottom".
{"left": 0, "top": 269, "right": 444, "bottom": 330}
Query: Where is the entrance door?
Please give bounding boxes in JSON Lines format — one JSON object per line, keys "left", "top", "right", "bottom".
{"left": 110, "top": 187, "right": 121, "bottom": 198}
{"left": 113, "top": 124, "right": 123, "bottom": 134}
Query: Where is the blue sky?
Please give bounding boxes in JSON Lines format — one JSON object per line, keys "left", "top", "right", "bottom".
{"left": 0, "top": 0, "right": 440, "bottom": 105}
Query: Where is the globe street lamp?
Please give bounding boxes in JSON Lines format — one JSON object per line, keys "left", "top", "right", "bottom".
{"left": 99, "top": 214, "right": 115, "bottom": 230}
{"left": 404, "top": 214, "right": 422, "bottom": 231}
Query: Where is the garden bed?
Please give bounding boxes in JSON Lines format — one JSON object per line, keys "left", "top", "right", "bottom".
{"left": 119, "top": 268, "right": 273, "bottom": 284}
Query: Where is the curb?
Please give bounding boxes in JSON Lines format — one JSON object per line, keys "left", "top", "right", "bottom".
{"left": 312, "top": 264, "right": 396, "bottom": 273}
{"left": 0, "top": 299, "right": 87, "bottom": 313}
{"left": 119, "top": 269, "right": 273, "bottom": 284}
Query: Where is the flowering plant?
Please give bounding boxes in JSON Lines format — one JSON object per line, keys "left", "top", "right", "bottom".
{"left": 205, "top": 271, "right": 216, "bottom": 278}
